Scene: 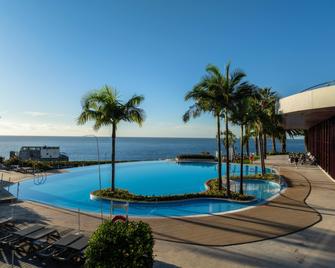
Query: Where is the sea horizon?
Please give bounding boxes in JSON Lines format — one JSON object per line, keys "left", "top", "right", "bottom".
{"left": 0, "top": 135, "right": 305, "bottom": 161}
{"left": 0, "top": 134, "right": 305, "bottom": 140}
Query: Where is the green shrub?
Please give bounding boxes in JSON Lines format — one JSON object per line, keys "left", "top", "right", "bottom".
{"left": 176, "top": 154, "right": 215, "bottom": 160}
{"left": 2, "top": 159, "right": 132, "bottom": 171}
{"left": 93, "top": 179, "right": 254, "bottom": 202}
{"left": 85, "top": 220, "right": 154, "bottom": 268}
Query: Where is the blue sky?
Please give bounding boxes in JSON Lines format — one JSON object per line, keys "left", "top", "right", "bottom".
{"left": 0, "top": 0, "right": 334, "bottom": 137}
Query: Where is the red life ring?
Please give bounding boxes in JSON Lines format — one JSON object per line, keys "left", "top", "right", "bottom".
{"left": 112, "top": 215, "right": 127, "bottom": 223}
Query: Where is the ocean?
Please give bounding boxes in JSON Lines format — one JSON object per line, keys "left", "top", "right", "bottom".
{"left": 0, "top": 136, "right": 305, "bottom": 161}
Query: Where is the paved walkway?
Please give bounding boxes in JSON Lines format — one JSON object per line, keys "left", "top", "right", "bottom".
{"left": 0, "top": 156, "right": 334, "bottom": 267}
{"left": 154, "top": 156, "right": 335, "bottom": 267}
{"left": 142, "top": 167, "right": 320, "bottom": 246}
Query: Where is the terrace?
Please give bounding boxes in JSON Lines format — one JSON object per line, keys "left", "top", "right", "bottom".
{"left": 0, "top": 155, "right": 334, "bottom": 267}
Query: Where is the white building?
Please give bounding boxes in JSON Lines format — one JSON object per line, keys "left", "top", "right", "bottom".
{"left": 18, "top": 146, "right": 68, "bottom": 161}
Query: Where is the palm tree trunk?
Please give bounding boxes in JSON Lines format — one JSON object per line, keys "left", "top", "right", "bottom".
{"left": 281, "top": 136, "right": 287, "bottom": 153}
{"left": 111, "top": 123, "right": 116, "bottom": 191}
{"left": 245, "top": 127, "right": 250, "bottom": 157}
{"left": 259, "top": 133, "right": 266, "bottom": 175}
{"left": 216, "top": 115, "right": 222, "bottom": 191}
{"left": 272, "top": 135, "right": 277, "bottom": 153}
{"left": 240, "top": 124, "right": 244, "bottom": 195}
{"left": 263, "top": 134, "right": 267, "bottom": 159}
{"left": 225, "top": 110, "right": 231, "bottom": 197}
{"left": 255, "top": 136, "right": 259, "bottom": 155}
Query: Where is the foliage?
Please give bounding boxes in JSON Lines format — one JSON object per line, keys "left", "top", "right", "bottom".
{"left": 267, "top": 152, "right": 288, "bottom": 156}
{"left": 85, "top": 220, "right": 154, "bottom": 268}
{"left": 183, "top": 63, "right": 248, "bottom": 195}
{"left": 1, "top": 159, "right": 131, "bottom": 172}
{"left": 93, "top": 179, "right": 254, "bottom": 202}
{"left": 77, "top": 85, "right": 145, "bottom": 191}
{"left": 221, "top": 129, "right": 237, "bottom": 149}
{"left": 230, "top": 173, "right": 279, "bottom": 182}
{"left": 176, "top": 154, "right": 215, "bottom": 160}
{"left": 231, "top": 157, "right": 259, "bottom": 164}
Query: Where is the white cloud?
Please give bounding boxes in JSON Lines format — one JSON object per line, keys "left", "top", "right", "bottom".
{"left": 0, "top": 120, "right": 106, "bottom": 136}
{"left": 0, "top": 118, "right": 239, "bottom": 138}
{"left": 23, "top": 111, "right": 64, "bottom": 117}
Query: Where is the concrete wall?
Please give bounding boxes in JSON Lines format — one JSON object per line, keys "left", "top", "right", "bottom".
{"left": 40, "top": 148, "right": 60, "bottom": 159}
{"left": 278, "top": 85, "right": 335, "bottom": 129}
{"left": 279, "top": 85, "right": 335, "bottom": 114}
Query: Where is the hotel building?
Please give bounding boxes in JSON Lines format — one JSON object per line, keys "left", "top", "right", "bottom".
{"left": 278, "top": 81, "right": 335, "bottom": 179}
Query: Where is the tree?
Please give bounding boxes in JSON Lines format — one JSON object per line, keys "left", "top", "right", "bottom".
{"left": 230, "top": 83, "right": 255, "bottom": 194}
{"left": 222, "top": 130, "right": 237, "bottom": 157}
{"left": 251, "top": 87, "right": 281, "bottom": 174}
{"left": 183, "top": 68, "right": 225, "bottom": 192}
{"left": 183, "top": 63, "right": 246, "bottom": 196}
{"left": 78, "top": 85, "right": 145, "bottom": 191}
{"left": 278, "top": 128, "right": 304, "bottom": 153}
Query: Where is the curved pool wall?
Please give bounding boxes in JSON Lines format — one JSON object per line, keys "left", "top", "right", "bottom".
{"left": 9, "top": 161, "right": 282, "bottom": 217}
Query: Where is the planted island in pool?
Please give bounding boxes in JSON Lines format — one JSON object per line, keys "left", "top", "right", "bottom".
{"left": 10, "top": 160, "right": 283, "bottom": 217}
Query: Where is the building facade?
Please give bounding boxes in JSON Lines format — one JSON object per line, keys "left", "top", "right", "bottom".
{"left": 278, "top": 82, "right": 335, "bottom": 179}
{"left": 18, "top": 146, "right": 68, "bottom": 161}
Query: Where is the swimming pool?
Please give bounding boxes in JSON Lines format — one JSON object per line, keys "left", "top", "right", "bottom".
{"left": 9, "top": 161, "right": 282, "bottom": 217}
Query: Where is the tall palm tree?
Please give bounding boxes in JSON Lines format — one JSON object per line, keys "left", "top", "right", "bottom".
{"left": 183, "top": 71, "right": 225, "bottom": 191}
{"left": 230, "top": 83, "right": 255, "bottom": 194}
{"left": 78, "top": 85, "right": 145, "bottom": 191}
{"left": 251, "top": 87, "right": 281, "bottom": 174}
{"left": 222, "top": 129, "right": 237, "bottom": 157}
{"left": 259, "top": 88, "right": 280, "bottom": 157}
{"left": 183, "top": 63, "right": 246, "bottom": 196}
{"left": 221, "top": 63, "right": 247, "bottom": 196}
{"left": 278, "top": 128, "right": 304, "bottom": 153}
{"left": 244, "top": 125, "right": 252, "bottom": 157}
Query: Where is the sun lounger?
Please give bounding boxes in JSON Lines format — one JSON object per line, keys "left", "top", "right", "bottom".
{"left": 53, "top": 236, "right": 89, "bottom": 263}
{"left": 38, "top": 233, "right": 83, "bottom": 258}
{"left": 0, "top": 217, "right": 13, "bottom": 226}
{"left": 0, "top": 225, "right": 44, "bottom": 246}
{"left": 0, "top": 218, "right": 17, "bottom": 240}
{"left": 13, "top": 227, "right": 60, "bottom": 253}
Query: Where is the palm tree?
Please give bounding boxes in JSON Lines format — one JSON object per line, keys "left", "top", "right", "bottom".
{"left": 183, "top": 63, "right": 246, "bottom": 196}
{"left": 221, "top": 63, "right": 247, "bottom": 196}
{"left": 244, "top": 125, "right": 251, "bottom": 157}
{"left": 77, "top": 85, "right": 145, "bottom": 191}
{"left": 222, "top": 129, "right": 237, "bottom": 157}
{"left": 230, "top": 83, "right": 255, "bottom": 194}
{"left": 183, "top": 71, "right": 225, "bottom": 192}
{"left": 278, "top": 128, "right": 304, "bottom": 153}
{"left": 251, "top": 87, "right": 279, "bottom": 175}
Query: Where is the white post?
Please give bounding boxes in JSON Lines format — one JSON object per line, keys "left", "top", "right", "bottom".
{"left": 7, "top": 177, "right": 11, "bottom": 191}
{"left": 77, "top": 208, "right": 81, "bottom": 233}
{"left": 11, "top": 199, "right": 14, "bottom": 219}
{"left": 126, "top": 202, "right": 129, "bottom": 222}
{"left": 110, "top": 200, "right": 113, "bottom": 219}
{"left": 11, "top": 249, "right": 14, "bottom": 268}
{"left": 100, "top": 201, "right": 104, "bottom": 223}
{"left": 16, "top": 182, "right": 20, "bottom": 200}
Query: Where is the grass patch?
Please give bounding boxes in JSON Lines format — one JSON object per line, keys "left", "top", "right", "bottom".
{"left": 93, "top": 179, "right": 255, "bottom": 202}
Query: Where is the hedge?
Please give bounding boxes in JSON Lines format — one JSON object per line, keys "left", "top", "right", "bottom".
{"left": 93, "top": 179, "right": 254, "bottom": 202}
{"left": 85, "top": 220, "right": 154, "bottom": 268}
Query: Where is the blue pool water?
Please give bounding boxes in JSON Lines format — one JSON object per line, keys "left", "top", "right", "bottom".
{"left": 9, "top": 161, "right": 282, "bottom": 217}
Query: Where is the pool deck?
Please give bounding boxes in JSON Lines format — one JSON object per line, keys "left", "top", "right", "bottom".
{"left": 0, "top": 155, "right": 335, "bottom": 267}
